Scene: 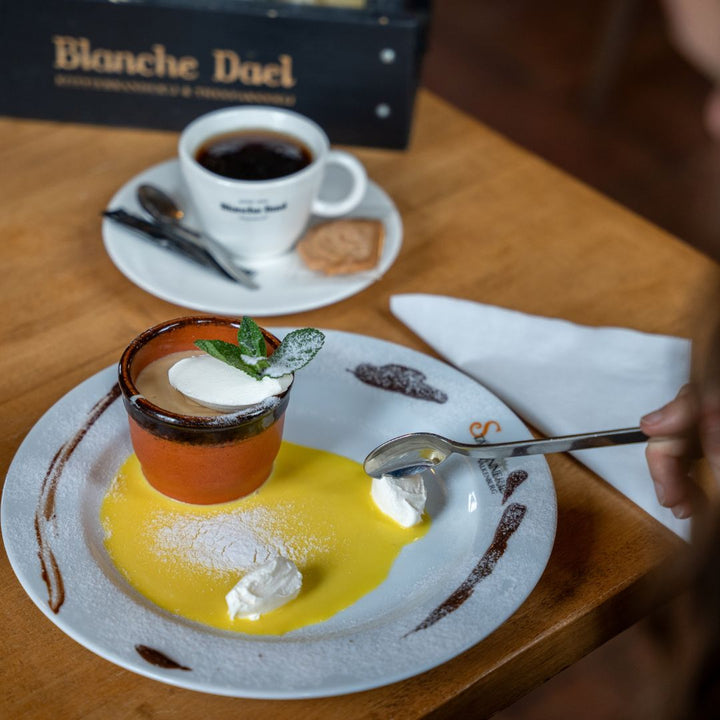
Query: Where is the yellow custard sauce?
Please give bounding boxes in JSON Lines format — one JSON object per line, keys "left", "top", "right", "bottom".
{"left": 101, "top": 441, "right": 429, "bottom": 635}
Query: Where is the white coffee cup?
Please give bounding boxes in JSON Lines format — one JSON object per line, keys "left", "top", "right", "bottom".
{"left": 178, "top": 106, "right": 367, "bottom": 260}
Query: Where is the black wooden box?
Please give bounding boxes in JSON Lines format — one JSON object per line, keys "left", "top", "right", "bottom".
{"left": 0, "top": 0, "right": 430, "bottom": 148}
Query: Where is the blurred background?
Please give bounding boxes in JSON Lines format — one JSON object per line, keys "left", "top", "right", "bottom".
{"left": 422, "top": 0, "right": 720, "bottom": 263}
{"left": 421, "top": 1, "right": 717, "bottom": 717}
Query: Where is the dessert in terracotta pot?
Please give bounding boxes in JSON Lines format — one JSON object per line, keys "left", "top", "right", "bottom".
{"left": 118, "top": 315, "right": 323, "bottom": 504}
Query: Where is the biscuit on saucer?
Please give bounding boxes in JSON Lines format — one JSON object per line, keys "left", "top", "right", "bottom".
{"left": 297, "top": 219, "right": 384, "bottom": 275}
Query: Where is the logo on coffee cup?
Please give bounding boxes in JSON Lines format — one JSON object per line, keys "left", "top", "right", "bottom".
{"left": 220, "top": 200, "right": 288, "bottom": 218}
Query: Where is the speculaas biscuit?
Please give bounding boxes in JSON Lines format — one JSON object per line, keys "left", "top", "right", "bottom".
{"left": 296, "top": 218, "right": 384, "bottom": 275}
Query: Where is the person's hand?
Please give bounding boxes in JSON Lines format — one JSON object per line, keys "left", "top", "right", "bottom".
{"left": 642, "top": 385, "right": 700, "bottom": 518}
{"left": 641, "top": 383, "right": 720, "bottom": 518}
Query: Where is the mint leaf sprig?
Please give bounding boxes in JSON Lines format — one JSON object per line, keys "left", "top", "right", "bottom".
{"left": 195, "top": 316, "right": 324, "bottom": 380}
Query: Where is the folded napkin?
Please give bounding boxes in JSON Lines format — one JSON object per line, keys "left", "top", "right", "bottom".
{"left": 391, "top": 294, "right": 692, "bottom": 539}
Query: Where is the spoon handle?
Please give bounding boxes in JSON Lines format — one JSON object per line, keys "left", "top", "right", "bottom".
{"left": 160, "top": 220, "right": 259, "bottom": 290}
{"left": 103, "top": 210, "right": 221, "bottom": 271}
{"left": 464, "top": 427, "right": 648, "bottom": 460}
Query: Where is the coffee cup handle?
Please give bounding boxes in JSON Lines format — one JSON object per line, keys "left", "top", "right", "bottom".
{"left": 312, "top": 150, "right": 367, "bottom": 217}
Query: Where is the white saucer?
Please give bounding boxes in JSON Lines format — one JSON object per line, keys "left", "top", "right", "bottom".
{"left": 102, "top": 160, "right": 402, "bottom": 316}
{"left": 2, "top": 330, "right": 556, "bottom": 698}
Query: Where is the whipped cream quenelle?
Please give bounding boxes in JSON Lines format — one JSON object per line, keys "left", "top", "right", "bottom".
{"left": 226, "top": 556, "right": 303, "bottom": 620}
{"left": 168, "top": 354, "right": 292, "bottom": 412}
{"left": 371, "top": 474, "right": 427, "bottom": 528}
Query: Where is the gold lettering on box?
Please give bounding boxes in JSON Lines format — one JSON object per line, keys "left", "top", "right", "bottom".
{"left": 212, "top": 50, "right": 296, "bottom": 88}
{"left": 278, "top": 55, "right": 296, "bottom": 88}
{"left": 51, "top": 36, "right": 199, "bottom": 81}
{"left": 51, "top": 36, "right": 297, "bottom": 93}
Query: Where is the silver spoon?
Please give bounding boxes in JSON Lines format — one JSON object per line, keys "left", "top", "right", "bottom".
{"left": 137, "top": 184, "right": 259, "bottom": 289}
{"left": 363, "top": 426, "right": 648, "bottom": 478}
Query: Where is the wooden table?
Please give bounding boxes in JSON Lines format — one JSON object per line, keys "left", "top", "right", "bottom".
{"left": 1, "top": 91, "right": 717, "bottom": 719}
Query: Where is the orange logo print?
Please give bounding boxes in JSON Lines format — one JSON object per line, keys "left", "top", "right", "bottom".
{"left": 469, "top": 420, "right": 502, "bottom": 439}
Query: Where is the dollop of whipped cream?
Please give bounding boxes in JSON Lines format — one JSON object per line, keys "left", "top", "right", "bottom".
{"left": 168, "top": 354, "right": 292, "bottom": 411}
{"left": 371, "top": 474, "right": 427, "bottom": 528}
{"left": 225, "top": 556, "right": 303, "bottom": 620}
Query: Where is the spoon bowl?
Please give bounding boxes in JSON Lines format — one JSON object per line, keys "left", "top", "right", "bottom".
{"left": 363, "top": 427, "right": 648, "bottom": 478}
{"left": 139, "top": 183, "right": 186, "bottom": 223}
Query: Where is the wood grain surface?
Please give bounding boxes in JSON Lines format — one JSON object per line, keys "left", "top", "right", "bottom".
{"left": 1, "top": 91, "right": 717, "bottom": 719}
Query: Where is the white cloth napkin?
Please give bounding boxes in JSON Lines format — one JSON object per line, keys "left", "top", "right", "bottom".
{"left": 391, "top": 294, "right": 692, "bottom": 539}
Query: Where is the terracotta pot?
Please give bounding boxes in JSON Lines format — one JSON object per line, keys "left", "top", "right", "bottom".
{"left": 118, "top": 316, "right": 291, "bottom": 504}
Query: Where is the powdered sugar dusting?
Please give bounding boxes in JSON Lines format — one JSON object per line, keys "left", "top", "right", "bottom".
{"left": 147, "top": 503, "right": 328, "bottom": 577}
{"left": 130, "top": 391, "right": 282, "bottom": 425}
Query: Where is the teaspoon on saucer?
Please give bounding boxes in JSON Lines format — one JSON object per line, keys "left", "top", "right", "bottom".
{"left": 136, "top": 184, "right": 259, "bottom": 290}
{"left": 363, "top": 427, "right": 648, "bottom": 479}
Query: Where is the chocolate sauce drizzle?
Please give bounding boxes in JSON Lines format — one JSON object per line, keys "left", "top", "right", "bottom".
{"left": 135, "top": 644, "right": 191, "bottom": 671}
{"left": 348, "top": 363, "right": 448, "bottom": 403}
{"left": 408, "top": 503, "right": 527, "bottom": 635}
{"left": 502, "top": 470, "right": 529, "bottom": 504}
{"left": 34, "top": 383, "right": 121, "bottom": 613}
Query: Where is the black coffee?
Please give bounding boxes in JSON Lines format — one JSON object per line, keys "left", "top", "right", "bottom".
{"left": 195, "top": 129, "right": 313, "bottom": 181}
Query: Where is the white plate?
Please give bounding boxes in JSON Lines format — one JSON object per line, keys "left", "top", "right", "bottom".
{"left": 102, "top": 160, "right": 402, "bottom": 316}
{"left": 1, "top": 330, "right": 556, "bottom": 698}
